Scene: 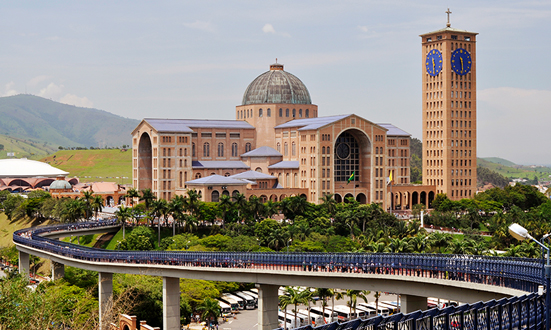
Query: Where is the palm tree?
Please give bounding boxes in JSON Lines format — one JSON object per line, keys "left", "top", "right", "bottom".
{"left": 374, "top": 291, "right": 381, "bottom": 316}
{"left": 344, "top": 289, "right": 369, "bottom": 318}
{"left": 303, "top": 288, "right": 317, "bottom": 326}
{"left": 66, "top": 199, "right": 85, "bottom": 223}
{"left": 248, "top": 195, "right": 264, "bottom": 222}
{"left": 125, "top": 188, "right": 140, "bottom": 206}
{"left": 267, "top": 228, "right": 288, "bottom": 251}
{"left": 169, "top": 195, "right": 185, "bottom": 236}
{"left": 319, "top": 193, "right": 337, "bottom": 217}
{"left": 115, "top": 206, "right": 132, "bottom": 239}
{"left": 279, "top": 293, "right": 291, "bottom": 330}
{"left": 262, "top": 200, "right": 279, "bottom": 219}
{"left": 91, "top": 195, "right": 104, "bottom": 220}
{"left": 315, "top": 288, "right": 334, "bottom": 324}
{"left": 197, "top": 297, "right": 221, "bottom": 328}
{"left": 82, "top": 191, "right": 94, "bottom": 220}
{"left": 185, "top": 189, "right": 202, "bottom": 220}
{"left": 232, "top": 192, "right": 247, "bottom": 221}
{"left": 332, "top": 290, "right": 345, "bottom": 323}
{"left": 279, "top": 286, "right": 309, "bottom": 329}
{"left": 150, "top": 199, "right": 168, "bottom": 247}
{"left": 139, "top": 188, "right": 156, "bottom": 212}
{"left": 218, "top": 194, "right": 233, "bottom": 224}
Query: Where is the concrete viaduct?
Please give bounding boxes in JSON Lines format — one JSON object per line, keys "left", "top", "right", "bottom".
{"left": 13, "top": 222, "right": 541, "bottom": 330}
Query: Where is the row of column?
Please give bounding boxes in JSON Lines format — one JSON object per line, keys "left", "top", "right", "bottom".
{"left": 18, "top": 251, "right": 429, "bottom": 330}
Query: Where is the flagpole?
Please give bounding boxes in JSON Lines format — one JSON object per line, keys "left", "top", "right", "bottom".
{"left": 353, "top": 172, "right": 356, "bottom": 202}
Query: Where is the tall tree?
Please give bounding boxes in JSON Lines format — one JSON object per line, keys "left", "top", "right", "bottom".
{"left": 279, "top": 286, "right": 309, "bottom": 329}
{"left": 115, "top": 206, "right": 132, "bottom": 239}
{"left": 91, "top": 195, "right": 104, "bottom": 220}
{"left": 81, "top": 191, "right": 94, "bottom": 220}
{"left": 139, "top": 188, "right": 156, "bottom": 212}
{"left": 169, "top": 195, "right": 185, "bottom": 236}
{"left": 197, "top": 297, "right": 221, "bottom": 327}
{"left": 125, "top": 188, "right": 140, "bottom": 206}
{"left": 344, "top": 289, "right": 369, "bottom": 318}
{"left": 314, "top": 288, "right": 334, "bottom": 325}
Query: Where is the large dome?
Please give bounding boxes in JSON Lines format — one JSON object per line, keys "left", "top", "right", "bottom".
{"left": 242, "top": 63, "right": 312, "bottom": 105}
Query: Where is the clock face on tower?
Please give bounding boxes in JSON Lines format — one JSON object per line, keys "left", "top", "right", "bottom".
{"left": 425, "top": 49, "right": 442, "bottom": 76}
{"left": 451, "top": 48, "right": 472, "bottom": 75}
{"left": 336, "top": 142, "right": 350, "bottom": 159}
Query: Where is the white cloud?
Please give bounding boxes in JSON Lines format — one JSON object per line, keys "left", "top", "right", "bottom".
{"left": 357, "top": 25, "right": 369, "bottom": 33}
{"left": 478, "top": 87, "right": 551, "bottom": 164}
{"left": 27, "top": 75, "right": 50, "bottom": 87}
{"left": 3, "top": 82, "right": 18, "bottom": 96}
{"left": 38, "top": 82, "right": 64, "bottom": 99}
{"left": 60, "top": 94, "right": 94, "bottom": 108}
{"left": 262, "top": 23, "right": 276, "bottom": 34}
{"left": 182, "top": 20, "right": 216, "bottom": 33}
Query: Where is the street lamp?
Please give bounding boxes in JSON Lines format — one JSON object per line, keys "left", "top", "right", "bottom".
{"left": 287, "top": 238, "right": 292, "bottom": 253}
{"left": 509, "top": 223, "right": 550, "bottom": 330}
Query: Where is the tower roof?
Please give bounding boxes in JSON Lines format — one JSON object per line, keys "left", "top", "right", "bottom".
{"left": 241, "top": 63, "right": 312, "bottom": 105}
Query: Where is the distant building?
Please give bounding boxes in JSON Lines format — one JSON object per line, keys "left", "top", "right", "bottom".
{"left": 133, "top": 62, "right": 436, "bottom": 209}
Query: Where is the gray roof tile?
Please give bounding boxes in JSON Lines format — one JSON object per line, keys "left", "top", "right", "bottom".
{"left": 241, "top": 146, "right": 282, "bottom": 157}
{"left": 185, "top": 174, "right": 248, "bottom": 185}
{"left": 268, "top": 161, "right": 300, "bottom": 169}
{"left": 145, "top": 118, "right": 254, "bottom": 133}
{"left": 377, "top": 123, "right": 411, "bottom": 137}
{"left": 274, "top": 115, "right": 350, "bottom": 131}
{"left": 192, "top": 161, "right": 250, "bottom": 169}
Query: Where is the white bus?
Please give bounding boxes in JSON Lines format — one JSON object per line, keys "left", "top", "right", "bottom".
{"left": 309, "top": 306, "right": 337, "bottom": 324}
{"left": 279, "top": 311, "right": 299, "bottom": 329}
{"left": 355, "top": 305, "right": 377, "bottom": 319}
{"left": 218, "top": 296, "right": 239, "bottom": 313}
{"left": 241, "top": 290, "right": 258, "bottom": 308}
{"left": 358, "top": 302, "right": 389, "bottom": 317}
{"left": 378, "top": 301, "right": 399, "bottom": 314}
{"left": 222, "top": 293, "right": 244, "bottom": 310}
{"left": 326, "top": 305, "right": 366, "bottom": 322}
{"left": 298, "top": 309, "right": 324, "bottom": 326}
{"left": 218, "top": 301, "right": 232, "bottom": 317}
{"left": 233, "top": 291, "right": 256, "bottom": 309}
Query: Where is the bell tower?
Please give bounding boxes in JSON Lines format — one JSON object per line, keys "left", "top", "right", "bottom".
{"left": 420, "top": 10, "right": 478, "bottom": 201}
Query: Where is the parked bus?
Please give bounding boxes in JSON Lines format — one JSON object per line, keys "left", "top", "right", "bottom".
{"left": 222, "top": 293, "right": 244, "bottom": 310}
{"left": 218, "top": 296, "right": 239, "bottom": 313}
{"left": 279, "top": 311, "right": 299, "bottom": 329}
{"left": 326, "top": 305, "right": 367, "bottom": 322}
{"left": 298, "top": 309, "right": 324, "bottom": 326}
{"left": 240, "top": 290, "right": 258, "bottom": 308}
{"left": 233, "top": 291, "right": 256, "bottom": 309}
{"left": 250, "top": 288, "right": 258, "bottom": 294}
{"left": 378, "top": 301, "right": 399, "bottom": 314}
{"left": 309, "top": 306, "right": 337, "bottom": 324}
{"left": 218, "top": 301, "right": 232, "bottom": 317}
{"left": 355, "top": 305, "right": 377, "bottom": 319}
{"left": 358, "top": 303, "right": 389, "bottom": 317}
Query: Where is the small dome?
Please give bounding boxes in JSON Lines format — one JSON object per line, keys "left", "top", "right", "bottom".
{"left": 242, "top": 63, "right": 312, "bottom": 105}
{"left": 50, "top": 180, "right": 72, "bottom": 190}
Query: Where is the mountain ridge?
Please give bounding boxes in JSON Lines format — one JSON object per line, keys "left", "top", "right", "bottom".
{"left": 0, "top": 94, "right": 139, "bottom": 149}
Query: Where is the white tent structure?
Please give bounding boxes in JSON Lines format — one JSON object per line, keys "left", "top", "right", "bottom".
{"left": 0, "top": 159, "right": 69, "bottom": 178}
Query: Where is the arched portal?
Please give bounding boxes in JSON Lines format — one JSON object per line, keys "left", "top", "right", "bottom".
{"left": 334, "top": 194, "right": 343, "bottom": 203}
{"left": 138, "top": 133, "right": 153, "bottom": 190}
{"left": 428, "top": 191, "right": 435, "bottom": 208}
{"left": 356, "top": 193, "right": 367, "bottom": 204}
{"left": 344, "top": 193, "right": 354, "bottom": 202}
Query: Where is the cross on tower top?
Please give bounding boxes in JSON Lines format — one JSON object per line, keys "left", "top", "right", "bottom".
{"left": 446, "top": 8, "right": 452, "bottom": 27}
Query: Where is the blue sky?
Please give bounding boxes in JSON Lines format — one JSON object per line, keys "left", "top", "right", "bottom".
{"left": 1, "top": 1, "right": 550, "bottom": 165}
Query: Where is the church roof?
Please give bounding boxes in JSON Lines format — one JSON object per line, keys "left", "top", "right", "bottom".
{"left": 241, "top": 146, "right": 282, "bottom": 157}
{"left": 229, "top": 171, "right": 276, "bottom": 180}
{"left": 377, "top": 123, "right": 411, "bottom": 137}
{"left": 268, "top": 161, "right": 300, "bottom": 169}
{"left": 419, "top": 26, "right": 478, "bottom": 36}
{"left": 0, "top": 159, "right": 69, "bottom": 178}
{"left": 144, "top": 118, "right": 254, "bottom": 133}
{"left": 274, "top": 114, "right": 350, "bottom": 131}
{"left": 185, "top": 174, "right": 248, "bottom": 185}
{"left": 242, "top": 63, "right": 312, "bottom": 105}
{"left": 192, "top": 161, "right": 250, "bottom": 169}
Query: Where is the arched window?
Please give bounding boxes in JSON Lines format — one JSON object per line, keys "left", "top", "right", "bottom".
{"left": 327, "top": 146, "right": 330, "bottom": 154}
{"left": 299, "top": 109, "right": 303, "bottom": 117}
{"left": 217, "top": 142, "right": 224, "bottom": 157}
{"left": 279, "top": 108, "right": 283, "bottom": 117}
{"left": 255, "top": 167, "right": 262, "bottom": 173}
{"left": 284, "top": 142, "right": 288, "bottom": 156}
{"left": 306, "top": 109, "right": 310, "bottom": 117}
{"left": 292, "top": 142, "right": 296, "bottom": 156}
{"left": 245, "top": 143, "right": 252, "bottom": 152}
{"left": 195, "top": 173, "right": 202, "bottom": 179}
{"left": 179, "top": 172, "right": 182, "bottom": 187}
{"left": 259, "top": 109, "right": 263, "bottom": 117}
{"left": 292, "top": 109, "right": 296, "bottom": 117}
{"left": 203, "top": 142, "right": 210, "bottom": 157}
{"left": 286, "top": 173, "right": 290, "bottom": 187}
{"left": 322, "top": 146, "right": 326, "bottom": 154}
{"left": 232, "top": 143, "right": 238, "bottom": 157}
{"left": 294, "top": 174, "right": 298, "bottom": 187}
{"left": 286, "top": 109, "right": 289, "bottom": 117}
{"left": 184, "top": 148, "right": 187, "bottom": 156}
{"left": 277, "top": 143, "right": 281, "bottom": 153}
{"left": 192, "top": 143, "right": 196, "bottom": 157}
{"left": 211, "top": 190, "right": 220, "bottom": 202}
{"left": 225, "top": 173, "right": 230, "bottom": 177}
{"left": 267, "top": 108, "right": 271, "bottom": 117}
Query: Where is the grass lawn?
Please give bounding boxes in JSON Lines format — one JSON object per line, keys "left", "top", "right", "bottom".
{"left": 62, "top": 234, "right": 104, "bottom": 247}
{"left": 104, "top": 226, "right": 177, "bottom": 250}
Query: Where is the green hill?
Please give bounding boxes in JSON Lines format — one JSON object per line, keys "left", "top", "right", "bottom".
{"left": 478, "top": 158, "right": 551, "bottom": 181}
{"left": 41, "top": 149, "right": 132, "bottom": 183}
{"left": 0, "top": 94, "right": 139, "bottom": 149}
{"left": 0, "top": 134, "right": 57, "bottom": 160}
{"left": 480, "top": 157, "right": 516, "bottom": 167}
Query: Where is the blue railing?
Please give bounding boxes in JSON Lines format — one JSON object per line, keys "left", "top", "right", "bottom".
{"left": 13, "top": 221, "right": 547, "bottom": 330}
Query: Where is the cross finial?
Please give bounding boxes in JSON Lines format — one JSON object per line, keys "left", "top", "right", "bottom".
{"left": 446, "top": 8, "right": 452, "bottom": 27}
{"left": 275, "top": 58, "right": 278, "bottom": 63}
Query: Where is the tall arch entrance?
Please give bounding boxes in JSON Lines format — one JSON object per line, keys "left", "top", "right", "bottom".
{"left": 333, "top": 129, "right": 371, "bottom": 204}
{"left": 138, "top": 133, "right": 153, "bottom": 190}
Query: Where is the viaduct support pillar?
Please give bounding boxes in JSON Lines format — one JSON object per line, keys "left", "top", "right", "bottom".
{"left": 51, "top": 261, "right": 65, "bottom": 280}
{"left": 163, "top": 277, "right": 180, "bottom": 330}
{"left": 401, "top": 294, "right": 427, "bottom": 313}
{"left": 18, "top": 251, "right": 29, "bottom": 277}
{"left": 99, "top": 272, "right": 113, "bottom": 330}
{"left": 257, "top": 284, "right": 279, "bottom": 330}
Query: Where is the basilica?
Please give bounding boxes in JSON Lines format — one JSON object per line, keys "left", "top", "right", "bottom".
{"left": 132, "top": 62, "right": 436, "bottom": 210}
